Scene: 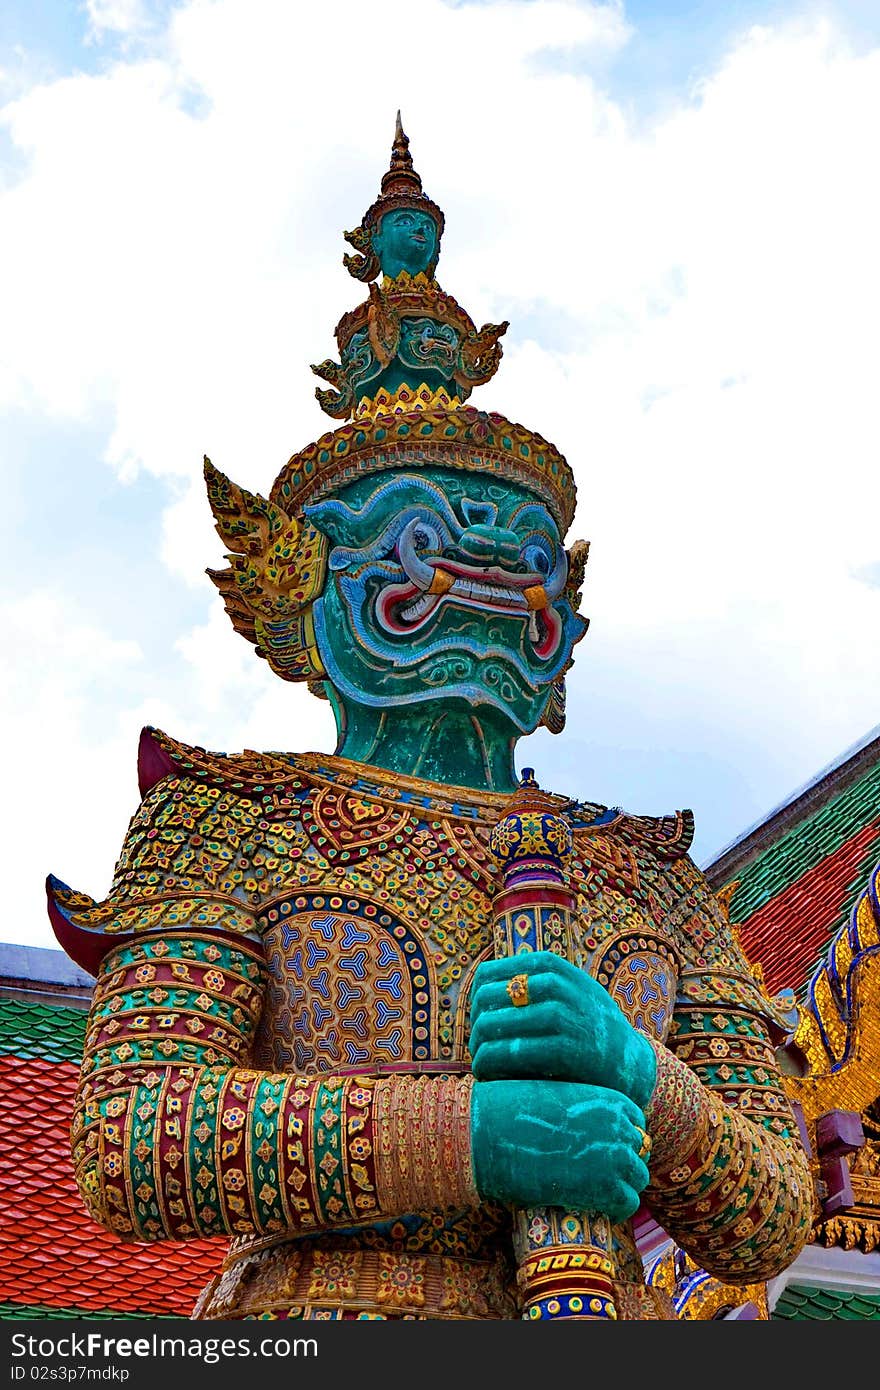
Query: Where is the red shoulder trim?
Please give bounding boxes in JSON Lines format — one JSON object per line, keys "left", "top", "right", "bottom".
{"left": 45, "top": 876, "right": 126, "bottom": 977}
{"left": 137, "top": 726, "right": 177, "bottom": 797}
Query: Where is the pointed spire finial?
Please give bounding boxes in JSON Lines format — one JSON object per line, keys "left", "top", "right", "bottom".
{"left": 381, "top": 110, "right": 422, "bottom": 200}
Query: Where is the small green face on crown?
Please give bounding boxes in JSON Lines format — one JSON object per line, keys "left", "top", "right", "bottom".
{"left": 371, "top": 207, "right": 438, "bottom": 279}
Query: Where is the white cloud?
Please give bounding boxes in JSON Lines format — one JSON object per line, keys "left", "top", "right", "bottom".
{"left": 3, "top": 1, "right": 880, "bottom": 945}
{"left": 0, "top": 591, "right": 152, "bottom": 948}
{"left": 173, "top": 600, "right": 335, "bottom": 756}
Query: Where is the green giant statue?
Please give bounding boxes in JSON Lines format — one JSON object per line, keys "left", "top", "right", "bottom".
{"left": 48, "top": 116, "right": 814, "bottom": 1321}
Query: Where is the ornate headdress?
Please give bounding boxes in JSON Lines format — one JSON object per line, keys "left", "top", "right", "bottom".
{"left": 204, "top": 121, "right": 582, "bottom": 698}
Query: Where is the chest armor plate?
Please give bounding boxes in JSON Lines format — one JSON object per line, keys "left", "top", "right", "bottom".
{"left": 252, "top": 894, "right": 439, "bottom": 1072}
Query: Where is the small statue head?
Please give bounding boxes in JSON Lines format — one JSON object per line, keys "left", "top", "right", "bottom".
{"left": 345, "top": 114, "right": 444, "bottom": 283}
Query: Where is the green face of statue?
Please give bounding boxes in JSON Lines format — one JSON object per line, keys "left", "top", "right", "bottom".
{"left": 371, "top": 207, "right": 438, "bottom": 279}
{"left": 305, "top": 467, "right": 587, "bottom": 740}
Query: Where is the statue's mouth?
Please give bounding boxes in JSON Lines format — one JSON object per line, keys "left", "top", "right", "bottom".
{"left": 375, "top": 527, "right": 564, "bottom": 660}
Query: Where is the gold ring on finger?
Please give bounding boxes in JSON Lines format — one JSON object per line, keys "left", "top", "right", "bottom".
{"left": 506, "top": 973, "right": 530, "bottom": 1007}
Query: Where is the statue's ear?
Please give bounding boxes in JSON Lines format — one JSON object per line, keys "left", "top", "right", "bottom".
{"left": 204, "top": 456, "right": 327, "bottom": 684}
{"left": 564, "top": 539, "right": 590, "bottom": 612}
{"left": 343, "top": 224, "right": 380, "bottom": 283}
{"left": 541, "top": 678, "right": 567, "bottom": 734}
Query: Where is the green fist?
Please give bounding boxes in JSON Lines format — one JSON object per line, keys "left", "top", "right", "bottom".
{"left": 469, "top": 951, "right": 657, "bottom": 1108}
{"left": 471, "top": 1079, "right": 650, "bottom": 1222}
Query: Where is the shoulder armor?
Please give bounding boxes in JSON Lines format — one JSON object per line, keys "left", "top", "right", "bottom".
{"left": 660, "top": 855, "right": 797, "bottom": 1036}
{"left": 618, "top": 808, "right": 695, "bottom": 861}
{"left": 567, "top": 799, "right": 694, "bottom": 861}
{"left": 46, "top": 875, "right": 118, "bottom": 977}
{"left": 47, "top": 727, "right": 275, "bottom": 976}
{"left": 677, "top": 966, "right": 797, "bottom": 1038}
{"left": 46, "top": 870, "right": 259, "bottom": 978}
{"left": 137, "top": 725, "right": 313, "bottom": 796}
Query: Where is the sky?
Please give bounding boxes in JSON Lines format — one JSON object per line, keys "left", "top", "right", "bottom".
{"left": 2, "top": 0, "right": 879, "bottom": 950}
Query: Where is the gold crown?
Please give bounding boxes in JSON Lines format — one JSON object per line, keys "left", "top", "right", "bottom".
{"left": 269, "top": 404, "right": 577, "bottom": 533}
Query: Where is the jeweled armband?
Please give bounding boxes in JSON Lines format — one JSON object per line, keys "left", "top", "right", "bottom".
{"left": 72, "top": 931, "right": 266, "bottom": 1232}
{"left": 643, "top": 1040, "right": 815, "bottom": 1281}
{"left": 373, "top": 1072, "right": 478, "bottom": 1213}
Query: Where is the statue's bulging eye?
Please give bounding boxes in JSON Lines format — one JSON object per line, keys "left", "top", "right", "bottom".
{"left": 523, "top": 543, "right": 552, "bottom": 576}
{"left": 412, "top": 523, "right": 440, "bottom": 551}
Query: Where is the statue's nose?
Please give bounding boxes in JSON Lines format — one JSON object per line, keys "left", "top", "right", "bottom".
{"left": 457, "top": 524, "right": 521, "bottom": 568}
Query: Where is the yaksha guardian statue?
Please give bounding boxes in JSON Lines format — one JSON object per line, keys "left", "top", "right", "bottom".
{"left": 49, "top": 118, "right": 815, "bottom": 1321}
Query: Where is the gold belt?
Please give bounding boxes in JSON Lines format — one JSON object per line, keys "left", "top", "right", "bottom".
{"left": 194, "top": 1241, "right": 519, "bottom": 1321}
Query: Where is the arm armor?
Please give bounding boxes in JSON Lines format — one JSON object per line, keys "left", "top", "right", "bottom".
{"left": 643, "top": 1020, "right": 814, "bottom": 1282}
{"left": 73, "top": 932, "right": 476, "bottom": 1242}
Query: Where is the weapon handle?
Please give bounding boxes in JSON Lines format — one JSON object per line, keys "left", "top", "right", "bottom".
{"left": 489, "top": 771, "right": 619, "bottom": 1321}
{"left": 494, "top": 892, "right": 618, "bottom": 1320}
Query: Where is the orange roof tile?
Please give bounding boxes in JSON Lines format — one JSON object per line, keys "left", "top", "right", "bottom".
{"left": 0, "top": 1055, "right": 223, "bottom": 1316}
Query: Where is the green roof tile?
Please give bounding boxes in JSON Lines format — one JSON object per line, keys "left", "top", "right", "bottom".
{"left": 773, "top": 1284, "right": 880, "bottom": 1320}
{"left": 0, "top": 1000, "right": 86, "bottom": 1063}
{"left": 0, "top": 1302, "right": 177, "bottom": 1320}
{"left": 730, "top": 761, "right": 880, "bottom": 924}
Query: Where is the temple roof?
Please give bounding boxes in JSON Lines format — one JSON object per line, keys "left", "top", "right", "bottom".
{"left": 773, "top": 1283, "right": 880, "bottom": 1320}
{"left": 705, "top": 725, "right": 880, "bottom": 999}
{"left": 706, "top": 723, "right": 880, "bottom": 882}
{"left": 0, "top": 943, "right": 94, "bottom": 1006}
{"left": 0, "top": 988, "right": 222, "bottom": 1318}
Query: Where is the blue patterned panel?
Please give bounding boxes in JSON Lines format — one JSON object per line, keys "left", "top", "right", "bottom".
{"left": 592, "top": 934, "right": 679, "bottom": 1043}
{"left": 255, "top": 893, "right": 434, "bottom": 1070}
